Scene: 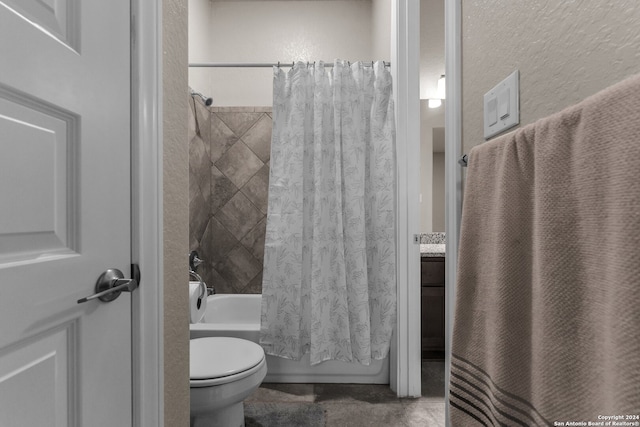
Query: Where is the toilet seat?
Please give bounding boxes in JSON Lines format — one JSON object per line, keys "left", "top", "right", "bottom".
{"left": 190, "top": 337, "right": 266, "bottom": 388}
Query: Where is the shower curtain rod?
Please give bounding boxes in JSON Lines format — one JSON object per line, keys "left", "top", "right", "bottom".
{"left": 189, "top": 61, "right": 391, "bottom": 68}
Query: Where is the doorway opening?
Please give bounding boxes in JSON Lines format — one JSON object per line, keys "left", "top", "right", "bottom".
{"left": 418, "top": 0, "right": 447, "bottom": 403}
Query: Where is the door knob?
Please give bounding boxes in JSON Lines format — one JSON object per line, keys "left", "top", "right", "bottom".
{"left": 77, "top": 268, "right": 139, "bottom": 304}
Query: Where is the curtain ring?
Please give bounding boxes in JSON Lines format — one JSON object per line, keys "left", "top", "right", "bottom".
{"left": 292, "top": 61, "right": 294, "bottom": 68}
{"left": 372, "top": 61, "right": 374, "bottom": 68}
{"left": 277, "top": 61, "right": 280, "bottom": 69}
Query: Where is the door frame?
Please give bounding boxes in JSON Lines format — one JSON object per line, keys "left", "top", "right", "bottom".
{"left": 444, "top": 0, "right": 462, "bottom": 425}
{"left": 391, "top": 0, "right": 422, "bottom": 398}
{"left": 131, "top": 0, "right": 463, "bottom": 421}
{"left": 392, "top": 0, "right": 463, "bottom": 414}
{"left": 132, "top": 0, "right": 164, "bottom": 426}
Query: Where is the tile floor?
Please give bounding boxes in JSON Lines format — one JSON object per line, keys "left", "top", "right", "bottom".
{"left": 246, "top": 360, "right": 446, "bottom": 427}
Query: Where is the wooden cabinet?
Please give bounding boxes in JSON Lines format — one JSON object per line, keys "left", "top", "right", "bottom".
{"left": 421, "top": 257, "right": 445, "bottom": 359}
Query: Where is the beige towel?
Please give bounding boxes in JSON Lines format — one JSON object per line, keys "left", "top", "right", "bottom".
{"left": 451, "top": 74, "right": 640, "bottom": 426}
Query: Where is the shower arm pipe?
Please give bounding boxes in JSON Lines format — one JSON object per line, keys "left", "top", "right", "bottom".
{"left": 188, "top": 61, "right": 391, "bottom": 68}
{"left": 190, "top": 89, "right": 213, "bottom": 106}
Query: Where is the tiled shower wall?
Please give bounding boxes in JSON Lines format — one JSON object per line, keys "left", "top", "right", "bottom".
{"left": 188, "top": 97, "right": 272, "bottom": 294}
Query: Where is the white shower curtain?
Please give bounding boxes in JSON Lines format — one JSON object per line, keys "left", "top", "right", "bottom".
{"left": 260, "top": 60, "right": 396, "bottom": 366}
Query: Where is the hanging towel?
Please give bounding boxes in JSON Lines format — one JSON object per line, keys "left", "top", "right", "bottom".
{"left": 451, "top": 74, "right": 640, "bottom": 426}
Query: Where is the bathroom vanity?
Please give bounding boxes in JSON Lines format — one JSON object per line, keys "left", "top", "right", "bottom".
{"left": 420, "top": 241, "right": 445, "bottom": 359}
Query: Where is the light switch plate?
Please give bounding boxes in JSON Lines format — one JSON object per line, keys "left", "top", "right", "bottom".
{"left": 484, "top": 70, "right": 519, "bottom": 139}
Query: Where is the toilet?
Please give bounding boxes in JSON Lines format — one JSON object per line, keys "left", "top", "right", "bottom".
{"left": 190, "top": 337, "right": 267, "bottom": 427}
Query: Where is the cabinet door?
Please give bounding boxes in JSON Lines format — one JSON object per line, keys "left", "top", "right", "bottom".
{"left": 421, "top": 286, "right": 445, "bottom": 353}
{"left": 421, "top": 258, "right": 445, "bottom": 285}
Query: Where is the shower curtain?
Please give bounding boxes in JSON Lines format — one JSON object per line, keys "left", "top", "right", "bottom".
{"left": 260, "top": 60, "right": 396, "bottom": 366}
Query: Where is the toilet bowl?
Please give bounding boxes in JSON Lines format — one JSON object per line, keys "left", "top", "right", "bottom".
{"left": 190, "top": 337, "right": 267, "bottom": 427}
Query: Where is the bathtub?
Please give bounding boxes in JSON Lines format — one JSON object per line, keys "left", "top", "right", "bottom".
{"left": 190, "top": 294, "right": 389, "bottom": 384}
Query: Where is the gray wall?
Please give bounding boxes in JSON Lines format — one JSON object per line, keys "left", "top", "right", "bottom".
{"left": 432, "top": 152, "right": 445, "bottom": 232}
{"left": 462, "top": 0, "right": 640, "bottom": 154}
{"left": 419, "top": 0, "right": 445, "bottom": 232}
{"left": 164, "top": 0, "right": 190, "bottom": 425}
{"left": 189, "top": 0, "right": 376, "bottom": 106}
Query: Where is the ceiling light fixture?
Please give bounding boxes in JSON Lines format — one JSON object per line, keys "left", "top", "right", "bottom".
{"left": 428, "top": 98, "right": 442, "bottom": 109}
{"left": 437, "top": 75, "right": 446, "bottom": 99}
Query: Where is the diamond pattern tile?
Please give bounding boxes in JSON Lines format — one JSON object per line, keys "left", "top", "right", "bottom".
{"left": 215, "top": 245, "right": 262, "bottom": 292}
{"left": 201, "top": 262, "right": 233, "bottom": 295}
{"left": 216, "top": 111, "right": 262, "bottom": 138}
{"left": 201, "top": 216, "right": 238, "bottom": 266}
{"left": 189, "top": 168, "right": 200, "bottom": 206}
{"left": 241, "top": 271, "right": 263, "bottom": 294}
{"left": 242, "top": 113, "right": 272, "bottom": 162}
{"left": 215, "top": 141, "right": 264, "bottom": 189}
{"left": 189, "top": 190, "right": 209, "bottom": 248}
{"left": 241, "top": 217, "right": 267, "bottom": 263}
{"left": 190, "top": 108, "right": 274, "bottom": 294}
{"left": 210, "top": 113, "right": 239, "bottom": 163}
{"left": 191, "top": 151, "right": 211, "bottom": 209}
{"left": 241, "top": 164, "right": 269, "bottom": 214}
{"left": 189, "top": 134, "right": 210, "bottom": 176}
{"left": 211, "top": 164, "right": 238, "bottom": 214}
{"left": 216, "top": 191, "right": 263, "bottom": 241}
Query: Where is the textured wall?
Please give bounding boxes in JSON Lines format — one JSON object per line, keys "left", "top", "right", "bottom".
{"left": 420, "top": 101, "right": 433, "bottom": 232}
{"left": 420, "top": 0, "right": 445, "bottom": 99}
{"left": 189, "top": 0, "right": 374, "bottom": 106}
{"left": 188, "top": 0, "right": 211, "bottom": 95}
{"left": 163, "top": 0, "right": 190, "bottom": 425}
{"left": 432, "top": 151, "right": 445, "bottom": 232}
{"left": 372, "top": 0, "right": 391, "bottom": 61}
{"left": 189, "top": 101, "right": 272, "bottom": 294}
{"left": 419, "top": 0, "right": 445, "bottom": 232}
{"left": 420, "top": 100, "right": 445, "bottom": 232}
{"left": 462, "top": 0, "right": 640, "bottom": 154}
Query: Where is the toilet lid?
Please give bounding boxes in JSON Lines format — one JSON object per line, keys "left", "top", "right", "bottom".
{"left": 190, "top": 337, "right": 265, "bottom": 380}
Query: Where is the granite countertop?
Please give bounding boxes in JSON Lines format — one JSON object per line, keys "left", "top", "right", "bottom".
{"left": 420, "top": 244, "right": 446, "bottom": 257}
{"left": 419, "top": 232, "right": 446, "bottom": 257}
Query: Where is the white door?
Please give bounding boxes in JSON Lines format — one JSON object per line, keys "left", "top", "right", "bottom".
{"left": 0, "top": 1, "right": 133, "bottom": 426}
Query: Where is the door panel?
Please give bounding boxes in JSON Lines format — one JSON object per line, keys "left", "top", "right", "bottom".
{"left": 0, "top": 0, "right": 79, "bottom": 51}
{"left": 0, "top": 1, "right": 132, "bottom": 425}
{"left": 0, "top": 323, "right": 75, "bottom": 427}
{"left": 0, "top": 87, "right": 77, "bottom": 261}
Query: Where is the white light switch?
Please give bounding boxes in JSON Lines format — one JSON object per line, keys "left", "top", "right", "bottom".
{"left": 498, "top": 88, "right": 510, "bottom": 119}
{"left": 487, "top": 97, "right": 498, "bottom": 126}
{"left": 484, "top": 70, "right": 519, "bottom": 139}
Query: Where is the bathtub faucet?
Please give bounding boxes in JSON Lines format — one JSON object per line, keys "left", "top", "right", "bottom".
{"left": 189, "top": 269, "right": 215, "bottom": 296}
{"left": 189, "top": 251, "right": 215, "bottom": 296}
